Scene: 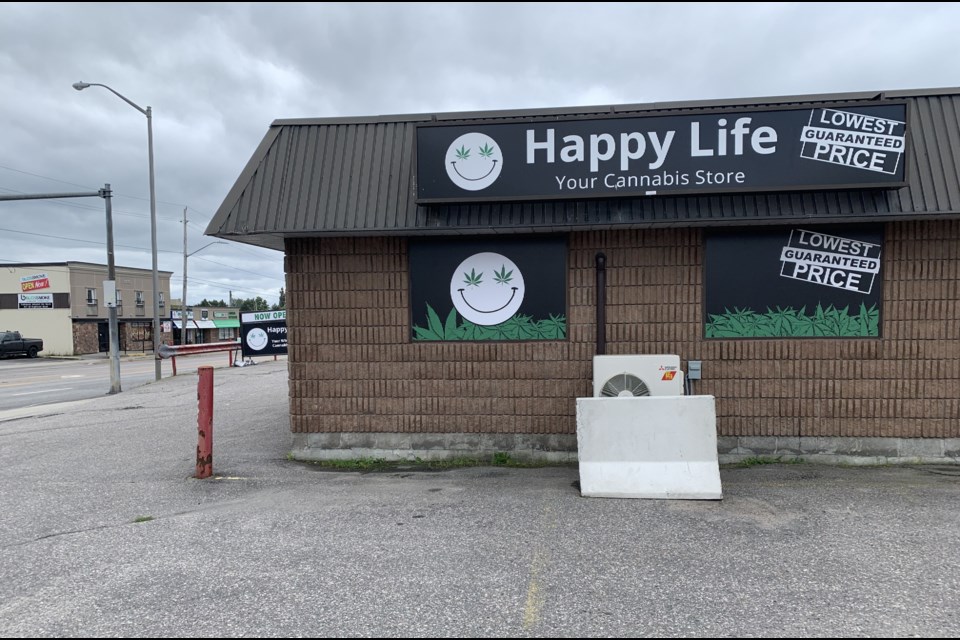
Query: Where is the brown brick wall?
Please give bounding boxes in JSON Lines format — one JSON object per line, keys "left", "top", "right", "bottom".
{"left": 286, "top": 220, "right": 960, "bottom": 440}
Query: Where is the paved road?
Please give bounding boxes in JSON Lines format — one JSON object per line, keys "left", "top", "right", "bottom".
{"left": 0, "top": 352, "right": 269, "bottom": 412}
{"left": 0, "top": 361, "right": 958, "bottom": 637}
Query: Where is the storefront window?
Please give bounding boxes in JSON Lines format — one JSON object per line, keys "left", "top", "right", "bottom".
{"left": 704, "top": 225, "right": 883, "bottom": 338}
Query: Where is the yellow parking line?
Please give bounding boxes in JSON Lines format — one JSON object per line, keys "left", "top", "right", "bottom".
{"left": 522, "top": 502, "right": 557, "bottom": 631}
{"left": 523, "top": 548, "right": 547, "bottom": 630}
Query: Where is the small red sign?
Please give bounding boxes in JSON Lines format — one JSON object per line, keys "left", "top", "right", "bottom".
{"left": 21, "top": 278, "right": 50, "bottom": 292}
{"left": 662, "top": 370, "right": 677, "bottom": 381}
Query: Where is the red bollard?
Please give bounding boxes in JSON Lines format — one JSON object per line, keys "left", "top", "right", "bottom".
{"left": 171, "top": 355, "right": 177, "bottom": 377}
{"left": 196, "top": 366, "right": 213, "bottom": 479}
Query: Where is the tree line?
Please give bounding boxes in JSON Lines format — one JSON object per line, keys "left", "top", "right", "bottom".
{"left": 197, "top": 287, "right": 285, "bottom": 312}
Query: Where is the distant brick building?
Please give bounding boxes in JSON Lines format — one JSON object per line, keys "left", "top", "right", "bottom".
{"left": 1, "top": 262, "right": 173, "bottom": 355}
{"left": 170, "top": 306, "right": 241, "bottom": 344}
{"left": 208, "top": 88, "right": 960, "bottom": 463}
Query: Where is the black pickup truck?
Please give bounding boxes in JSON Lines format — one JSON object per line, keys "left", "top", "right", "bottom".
{"left": 0, "top": 331, "right": 44, "bottom": 358}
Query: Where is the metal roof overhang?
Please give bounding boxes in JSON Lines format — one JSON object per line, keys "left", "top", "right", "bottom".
{"left": 206, "top": 88, "right": 960, "bottom": 248}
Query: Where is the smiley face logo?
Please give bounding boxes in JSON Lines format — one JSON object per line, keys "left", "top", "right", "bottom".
{"left": 445, "top": 132, "right": 503, "bottom": 191}
{"left": 246, "top": 327, "right": 269, "bottom": 351}
{"left": 450, "top": 252, "right": 525, "bottom": 325}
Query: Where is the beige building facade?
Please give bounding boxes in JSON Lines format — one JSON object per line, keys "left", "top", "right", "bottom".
{"left": 0, "top": 262, "right": 173, "bottom": 355}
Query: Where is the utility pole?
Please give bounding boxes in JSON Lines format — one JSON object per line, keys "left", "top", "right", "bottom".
{"left": 181, "top": 207, "right": 188, "bottom": 345}
{"left": 104, "top": 184, "right": 121, "bottom": 394}
{"left": 0, "top": 187, "right": 119, "bottom": 394}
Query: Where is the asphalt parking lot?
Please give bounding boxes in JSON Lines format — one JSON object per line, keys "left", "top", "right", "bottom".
{"left": 1, "top": 360, "right": 958, "bottom": 637}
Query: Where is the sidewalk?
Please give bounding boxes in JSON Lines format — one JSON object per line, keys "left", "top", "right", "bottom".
{"left": 46, "top": 351, "right": 155, "bottom": 362}
{"left": 1, "top": 361, "right": 958, "bottom": 637}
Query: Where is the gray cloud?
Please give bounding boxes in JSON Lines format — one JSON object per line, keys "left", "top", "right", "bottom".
{"left": 2, "top": 2, "right": 958, "bottom": 306}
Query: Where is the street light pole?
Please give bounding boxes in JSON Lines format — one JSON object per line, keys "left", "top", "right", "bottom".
{"left": 73, "top": 81, "right": 162, "bottom": 381}
{"left": 146, "top": 103, "right": 161, "bottom": 381}
{"left": 181, "top": 208, "right": 188, "bottom": 346}
{"left": 182, "top": 238, "right": 227, "bottom": 345}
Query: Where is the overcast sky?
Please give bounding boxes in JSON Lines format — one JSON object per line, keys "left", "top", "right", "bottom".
{"left": 1, "top": 2, "right": 957, "bottom": 307}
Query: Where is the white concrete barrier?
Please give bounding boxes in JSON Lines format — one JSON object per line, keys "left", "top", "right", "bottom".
{"left": 576, "top": 396, "right": 722, "bottom": 500}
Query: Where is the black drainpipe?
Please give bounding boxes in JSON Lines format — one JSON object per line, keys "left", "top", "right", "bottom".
{"left": 595, "top": 251, "right": 606, "bottom": 355}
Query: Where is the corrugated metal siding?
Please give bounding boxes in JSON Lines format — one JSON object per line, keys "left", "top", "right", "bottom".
{"left": 207, "top": 92, "right": 960, "bottom": 246}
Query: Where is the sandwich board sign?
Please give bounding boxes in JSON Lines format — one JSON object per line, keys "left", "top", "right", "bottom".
{"left": 240, "top": 310, "right": 287, "bottom": 357}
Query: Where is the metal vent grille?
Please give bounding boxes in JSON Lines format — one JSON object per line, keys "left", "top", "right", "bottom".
{"left": 600, "top": 374, "right": 651, "bottom": 398}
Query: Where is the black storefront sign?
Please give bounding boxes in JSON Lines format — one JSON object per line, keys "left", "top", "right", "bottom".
{"left": 409, "top": 236, "right": 567, "bottom": 342}
{"left": 704, "top": 225, "right": 884, "bottom": 339}
{"left": 240, "top": 310, "right": 288, "bottom": 357}
{"left": 417, "top": 102, "right": 907, "bottom": 202}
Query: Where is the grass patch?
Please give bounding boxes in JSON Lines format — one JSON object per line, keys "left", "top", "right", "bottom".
{"left": 417, "top": 456, "right": 482, "bottom": 470}
{"left": 133, "top": 515, "right": 154, "bottom": 523}
{"left": 295, "top": 452, "right": 559, "bottom": 472}
{"left": 730, "top": 455, "right": 805, "bottom": 468}
{"left": 317, "top": 457, "right": 391, "bottom": 471}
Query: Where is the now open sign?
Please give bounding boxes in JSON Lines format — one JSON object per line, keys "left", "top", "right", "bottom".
{"left": 240, "top": 310, "right": 287, "bottom": 357}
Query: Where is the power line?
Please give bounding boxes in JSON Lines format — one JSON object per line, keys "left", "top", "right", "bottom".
{"left": 0, "top": 226, "right": 180, "bottom": 253}
{"left": 1, "top": 226, "right": 281, "bottom": 277}
{"left": 0, "top": 184, "right": 181, "bottom": 221}
{"left": 191, "top": 255, "right": 283, "bottom": 280}
{"left": 184, "top": 218, "right": 274, "bottom": 254}
{"left": 0, "top": 164, "right": 191, "bottom": 211}
{"left": 0, "top": 165, "right": 91, "bottom": 190}
{"left": 0, "top": 184, "right": 278, "bottom": 257}
{"left": 186, "top": 275, "right": 280, "bottom": 299}
{"left": 186, "top": 223, "right": 278, "bottom": 258}
{"left": 221, "top": 240, "right": 281, "bottom": 259}
{"left": 183, "top": 218, "right": 283, "bottom": 260}
{"left": 186, "top": 205, "right": 214, "bottom": 221}
{"left": 0, "top": 183, "right": 184, "bottom": 219}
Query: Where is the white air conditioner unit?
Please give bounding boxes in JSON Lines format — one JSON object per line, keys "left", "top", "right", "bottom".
{"left": 593, "top": 355, "right": 684, "bottom": 398}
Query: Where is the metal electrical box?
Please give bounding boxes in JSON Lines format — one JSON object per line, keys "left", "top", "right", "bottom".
{"left": 103, "top": 280, "right": 116, "bottom": 308}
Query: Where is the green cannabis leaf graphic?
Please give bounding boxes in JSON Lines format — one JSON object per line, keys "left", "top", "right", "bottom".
{"left": 493, "top": 264, "right": 513, "bottom": 285}
{"left": 478, "top": 143, "right": 495, "bottom": 158}
{"left": 455, "top": 145, "right": 470, "bottom": 160}
{"left": 462, "top": 268, "right": 483, "bottom": 287}
{"left": 704, "top": 303, "right": 879, "bottom": 338}
{"left": 412, "top": 304, "right": 566, "bottom": 342}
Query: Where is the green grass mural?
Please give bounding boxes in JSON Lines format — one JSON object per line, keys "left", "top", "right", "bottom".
{"left": 413, "top": 303, "right": 566, "bottom": 341}
{"left": 705, "top": 303, "right": 879, "bottom": 338}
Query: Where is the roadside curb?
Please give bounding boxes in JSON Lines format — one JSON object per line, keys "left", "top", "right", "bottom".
{"left": 0, "top": 397, "right": 95, "bottom": 423}
{"left": 43, "top": 354, "right": 156, "bottom": 362}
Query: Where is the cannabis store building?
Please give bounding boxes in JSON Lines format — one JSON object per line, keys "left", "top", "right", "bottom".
{"left": 207, "top": 87, "right": 960, "bottom": 463}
